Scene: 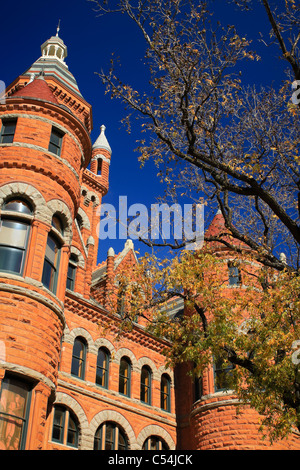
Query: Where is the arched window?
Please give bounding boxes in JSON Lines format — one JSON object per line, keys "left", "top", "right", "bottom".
{"left": 0, "top": 198, "right": 32, "bottom": 275}
{"left": 71, "top": 337, "right": 87, "bottom": 379}
{"left": 94, "top": 422, "right": 128, "bottom": 450}
{"left": 51, "top": 405, "right": 79, "bottom": 448}
{"left": 66, "top": 254, "right": 77, "bottom": 291}
{"left": 96, "top": 347, "right": 110, "bottom": 389}
{"left": 160, "top": 374, "right": 171, "bottom": 412}
{"left": 140, "top": 366, "right": 152, "bottom": 405}
{"left": 42, "top": 216, "right": 63, "bottom": 294}
{"left": 142, "top": 436, "right": 169, "bottom": 450}
{"left": 119, "top": 357, "right": 131, "bottom": 397}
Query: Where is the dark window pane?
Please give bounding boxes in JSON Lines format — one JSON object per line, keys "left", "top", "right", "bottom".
{"left": 51, "top": 216, "right": 63, "bottom": 235}
{"left": 0, "top": 120, "right": 17, "bottom": 144}
{"left": 67, "top": 414, "right": 78, "bottom": 447}
{"left": 4, "top": 199, "right": 32, "bottom": 214}
{"left": 96, "top": 349, "right": 108, "bottom": 388}
{"left": 141, "top": 367, "right": 151, "bottom": 403}
{"left": 119, "top": 359, "right": 130, "bottom": 396}
{"left": 49, "top": 128, "right": 63, "bottom": 156}
{"left": 161, "top": 375, "right": 170, "bottom": 411}
{"left": 42, "top": 259, "right": 55, "bottom": 290}
{"left": 0, "top": 246, "right": 24, "bottom": 273}
{"left": 71, "top": 339, "right": 86, "bottom": 378}
{"left": 42, "top": 235, "right": 60, "bottom": 293}
{"left": 66, "top": 264, "right": 76, "bottom": 290}
{"left": 228, "top": 263, "right": 240, "bottom": 286}
{"left": 52, "top": 407, "right": 64, "bottom": 443}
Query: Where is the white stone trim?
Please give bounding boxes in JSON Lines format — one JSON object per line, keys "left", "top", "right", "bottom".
{"left": 136, "top": 424, "right": 176, "bottom": 450}
{"left": 47, "top": 198, "right": 73, "bottom": 244}
{"left": 91, "top": 337, "right": 116, "bottom": 356}
{"left": 70, "top": 246, "right": 85, "bottom": 269}
{"left": 89, "top": 410, "right": 135, "bottom": 450}
{"left": 0, "top": 182, "right": 50, "bottom": 222}
{"left": 54, "top": 392, "right": 90, "bottom": 449}
{"left": 113, "top": 347, "right": 139, "bottom": 373}
{"left": 65, "top": 327, "right": 94, "bottom": 352}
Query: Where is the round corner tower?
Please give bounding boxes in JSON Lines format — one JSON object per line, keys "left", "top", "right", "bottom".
{"left": 0, "top": 31, "right": 100, "bottom": 449}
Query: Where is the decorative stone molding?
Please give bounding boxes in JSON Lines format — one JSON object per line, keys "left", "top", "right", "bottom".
{"left": 136, "top": 424, "right": 176, "bottom": 450}
{"left": 70, "top": 246, "right": 85, "bottom": 268}
{"left": 157, "top": 365, "right": 174, "bottom": 387}
{"left": 0, "top": 142, "right": 80, "bottom": 181}
{"left": 137, "top": 356, "right": 160, "bottom": 381}
{"left": 0, "top": 280, "right": 64, "bottom": 323}
{"left": 0, "top": 182, "right": 51, "bottom": 222}
{"left": 113, "top": 347, "right": 139, "bottom": 373}
{"left": 0, "top": 112, "right": 85, "bottom": 164}
{"left": 91, "top": 337, "right": 116, "bottom": 356}
{"left": 54, "top": 392, "right": 90, "bottom": 449}
{"left": 0, "top": 360, "right": 55, "bottom": 391}
{"left": 81, "top": 185, "right": 100, "bottom": 207}
{"left": 89, "top": 409, "right": 136, "bottom": 450}
{"left": 47, "top": 198, "right": 73, "bottom": 244}
{"left": 65, "top": 327, "right": 94, "bottom": 352}
{"left": 91, "top": 153, "right": 111, "bottom": 165}
{"left": 77, "top": 207, "right": 90, "bottom": 230}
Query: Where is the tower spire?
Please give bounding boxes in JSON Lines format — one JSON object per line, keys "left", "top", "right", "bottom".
{"left": 56, "top": 19, "right": 61, "bottom": 37}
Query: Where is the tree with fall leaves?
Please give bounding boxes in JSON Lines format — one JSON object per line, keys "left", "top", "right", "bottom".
{"left": 90, "top": 0, "right": 300, "bottom": 440}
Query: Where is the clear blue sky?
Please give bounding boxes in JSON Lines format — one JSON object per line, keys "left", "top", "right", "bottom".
{"left": 0, "top": 0, "right": 287, "bottom": 263}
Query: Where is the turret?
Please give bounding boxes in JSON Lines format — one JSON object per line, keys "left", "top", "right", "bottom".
{"left": 0, "top": 32, "right": 93, "bottom": 449}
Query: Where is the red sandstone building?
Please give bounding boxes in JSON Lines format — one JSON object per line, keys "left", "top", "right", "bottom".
{"left": 0, "top": 33, "right": 299, "bottom": 451}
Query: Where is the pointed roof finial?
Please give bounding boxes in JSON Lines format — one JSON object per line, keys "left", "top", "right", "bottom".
{"left": 56, "top": 19, "right": 61, "bottom": 37}
{"left": 92, "top": 124, "right": 112, "bottom": 154}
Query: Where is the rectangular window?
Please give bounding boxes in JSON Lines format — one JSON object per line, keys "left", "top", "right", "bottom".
{"left": 97, "top": 159, "right": 102, "bottom": 175}
{"left": 214, "top": 359, "right": 235, "bottom": 392}
{"left": 0, "top": 119, "right": 17, "bottom": 144}
{"left": 0, "top": 219, "right": 30, "bottom": 274}
{"left": 228, "top": 262, "right": 241, "bottom": 286}
{"left": 0, "top": 375, "right": 32, "bottom": 450}
{"left": 42, "top": 234, "right": 61, "bottom": 294}
{"left": 48, "top": 127, "right": 64, "bottom": 156}
{"left": 66, "top": 256, "right": 77, "bottom": 291}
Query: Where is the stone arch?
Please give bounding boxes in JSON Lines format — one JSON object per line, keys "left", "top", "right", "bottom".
{"left": 137, "top": 356, "right": 159, "bottom": 381}
{"left": 136, "top": 425, "right": 175, "bottom": 450}
{"left": 61, "top": 323, "right": 71, "bottom": 343}
{"left": 91, "top": 337, "right": 116, "bottom": 356}
{"left": 0, "top": 182, "right": 50, "bottom": 222}
{"left": 157, "top": 366, "right": 174, "bottom": 386}
{"left": 67, "top": 327, "right": 94, "bottom": 352}
{"left": 113, "top": 347, "right": 139, "bottom": 372}
{"left": 70, "top": 245, "right": 85, "bottom": 269}
{"left": 76, "top": 207, "right": 90, "bottom": 230}
{"left": 54, "top": 391, "right": 89, "bottom": 450}
{"left": 89, "top": 410, "right": 136, "bottom": 450}
{"left": 47, "top": 199, "right": 73, "bottom": 244}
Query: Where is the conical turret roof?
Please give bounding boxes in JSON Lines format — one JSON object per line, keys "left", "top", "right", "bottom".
{"left": 11, "top": 75, "right": 59, "bottom": 104}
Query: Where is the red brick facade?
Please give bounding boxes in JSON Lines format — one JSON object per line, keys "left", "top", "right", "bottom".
{"left": 0, "top": 34, "right": 299, "bottom": 451}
